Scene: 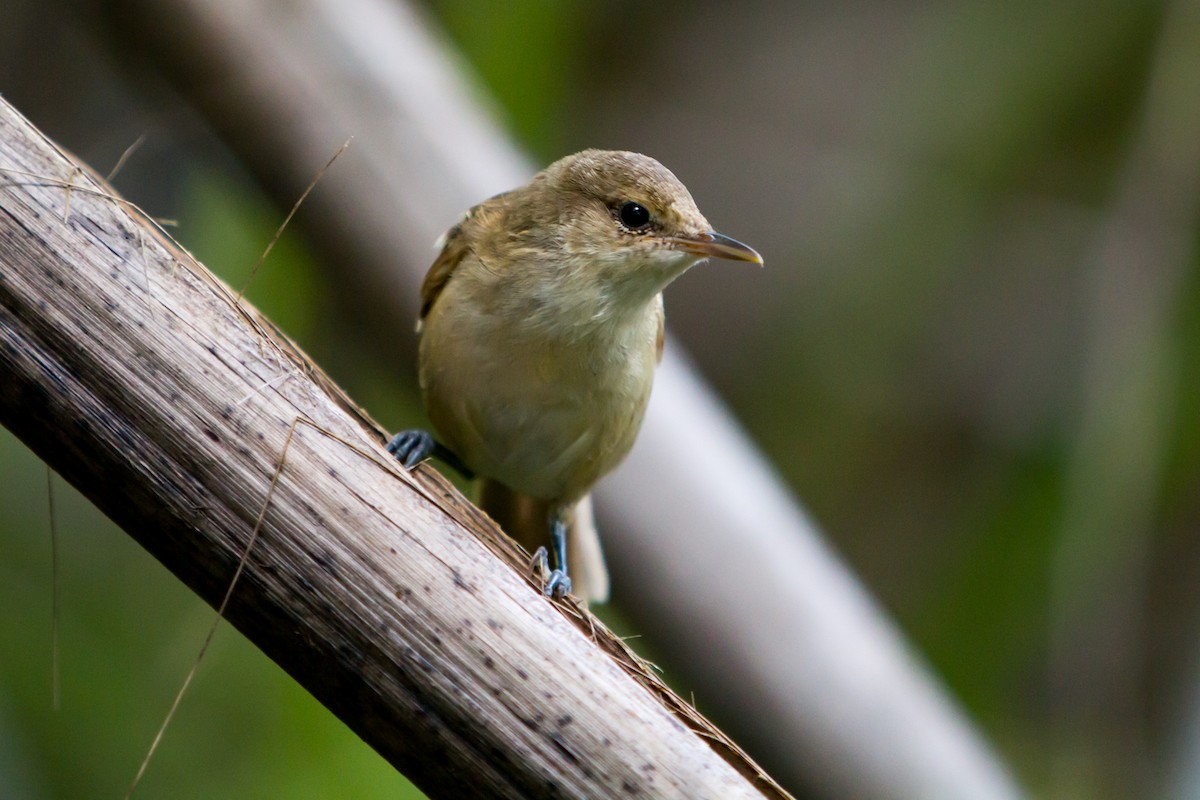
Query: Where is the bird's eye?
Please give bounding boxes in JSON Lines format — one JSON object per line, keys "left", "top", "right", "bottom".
{"left": 618, "top": 201, "right": 652, "bottom": 230}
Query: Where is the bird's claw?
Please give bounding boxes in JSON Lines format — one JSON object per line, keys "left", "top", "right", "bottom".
{"left": 545, "top": 569, "right": 572, "bottom": 598}
{"left": 386, "top": 430, "right": 476, "bottom": 478}
{"left": 387, "top": 429, "right": 435, "bottom": 469}
{"left": 530, "top": 546, "right": 572, "bottom": 598}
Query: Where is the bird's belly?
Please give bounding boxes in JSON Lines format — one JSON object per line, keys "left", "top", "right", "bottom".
{"left": 472, "top": 394, "right": 617, "bottom": 500}
{"left": 420, "top": 319, "right": 655, "bottom": 504}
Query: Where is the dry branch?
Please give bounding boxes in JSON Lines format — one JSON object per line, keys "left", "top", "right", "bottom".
{"left": 0, "top": 97, "right": 789, "bottom": 799}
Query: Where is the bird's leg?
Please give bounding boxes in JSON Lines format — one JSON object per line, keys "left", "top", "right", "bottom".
{"left": 543, "top": 510, "right": 572, "bottom": 598}
{"left": 386, "top": 429, "right": 474, "bottom": 478}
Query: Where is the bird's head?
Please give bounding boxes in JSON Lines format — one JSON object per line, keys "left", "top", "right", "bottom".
{"left": 528, "top": 150, "right": 762, "bottom": 302}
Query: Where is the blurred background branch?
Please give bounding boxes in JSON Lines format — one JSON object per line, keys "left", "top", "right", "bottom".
{"left": 1, "top": 1, "right": 1198, "bottom": 799}
{"left": 1048, "top": 2, "right": 1200, "bottom": 797}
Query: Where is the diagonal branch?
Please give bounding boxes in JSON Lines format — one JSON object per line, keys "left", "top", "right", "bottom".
{"left": 0, "top": 96, "right": 788, "bottom": 800}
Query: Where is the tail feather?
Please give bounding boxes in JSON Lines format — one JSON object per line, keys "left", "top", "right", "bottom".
{"left": 567, "top": 494, "right": 609, "bottom": 603}
{"left": 478, "top": 479, "right": 609, "bottom": 603}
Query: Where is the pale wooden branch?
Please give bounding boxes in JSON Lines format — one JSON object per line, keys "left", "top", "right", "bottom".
{"left": 83, "top": 1, "right": 1027, "bottom": 798}
{"left": 0, "top": 97, "right": 790, "bottom": 800}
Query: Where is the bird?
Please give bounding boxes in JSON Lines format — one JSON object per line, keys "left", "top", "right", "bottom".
{"left": 388, "top": 149, "right": 761, "bottom": 602}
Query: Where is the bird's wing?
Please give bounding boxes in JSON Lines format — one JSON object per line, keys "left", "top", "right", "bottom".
{"left": 417, "top": 220, "right": 470, "bottom": 329}
{"left": 418, "top": 191, "right": 514, "bottom": 329}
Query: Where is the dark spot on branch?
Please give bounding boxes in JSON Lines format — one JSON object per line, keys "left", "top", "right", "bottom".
{"left": 451, "top": 568, "right": 472, "bottom": 592}
{"left": 549, "top": 732, "right": 579, "bottom": 766}
{"left": 300, "top": 500, "right": 325, "bottom": 526}
{"left": 313, "top": 549, "right": 336, "bottom": 575}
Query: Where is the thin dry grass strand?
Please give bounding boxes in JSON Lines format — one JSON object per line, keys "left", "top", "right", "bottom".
{"left": 124, "top": 415, "right": 311, "bottom": 799}
{"left": 235, "top": 371, "right": 295, "bottom": 407}
{"left": 0, "top": 168, "right": 180, "bottom": 256}
{"left": 0, "top": 167, "right": 175, "bottom": 245}
{"left": 106, "top": 134, "right": 146, "bottom": 182}
{"left": 122, "top": 415, "right": 420, "bottom": 798}
{"left": 133, "top": 227, "right": 156, "bottom": 320}
{"left": 236, "top": 139, "right": 351, "bottom": 300}
{"left": 61, "top": 165, "right": 81, "bottom": 222}
{"left": 104, "top": 134, "right": 155, "bottom": 307}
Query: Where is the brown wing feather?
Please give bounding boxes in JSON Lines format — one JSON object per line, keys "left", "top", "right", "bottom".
{"left": 417, "top": 222, "right": 470, "bottom": 327}
{"left": 419, "top": 191, "right": 516, "bottom": 327}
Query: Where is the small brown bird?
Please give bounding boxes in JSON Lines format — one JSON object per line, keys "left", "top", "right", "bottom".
{"left": 389, "top": 150, "right": 761, "bottom": 601}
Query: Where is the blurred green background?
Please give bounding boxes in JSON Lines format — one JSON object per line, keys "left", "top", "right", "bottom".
{"left": 3, "top": 1, "right": 1200, "bottom": 798}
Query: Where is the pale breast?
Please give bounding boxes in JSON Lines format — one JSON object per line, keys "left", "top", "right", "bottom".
{"left": 419, "top": 274, "right": 661, "bottom": 504}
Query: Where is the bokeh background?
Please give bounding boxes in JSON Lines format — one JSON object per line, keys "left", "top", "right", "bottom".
{"left": 2, "top": 1, "right": 1199, "bottom": 798}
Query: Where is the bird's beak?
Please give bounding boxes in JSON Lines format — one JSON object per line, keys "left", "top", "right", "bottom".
{"left": 666, "top": 231, "right": 763, "bottom": 265}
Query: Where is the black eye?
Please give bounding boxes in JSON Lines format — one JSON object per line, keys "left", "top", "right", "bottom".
{"left": 618, "top": 201, "right": 651, "bottom": 230}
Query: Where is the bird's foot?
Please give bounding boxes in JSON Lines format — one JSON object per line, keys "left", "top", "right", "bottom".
{"left": 530, "top": 546, "right": 572, "bottom": 598}
{"left": 386, "top": 429, "right": 475, "bottom": 478}
{"left": 387, "top": 429, "right": 436, "bottom": 468}
{"left": 545, "top": 570, "right": 572, "bottom": 598}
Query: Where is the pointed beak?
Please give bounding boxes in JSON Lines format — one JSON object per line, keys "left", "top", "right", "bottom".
{"left": 665, "top": 231, "right": 763, "bottom": 265}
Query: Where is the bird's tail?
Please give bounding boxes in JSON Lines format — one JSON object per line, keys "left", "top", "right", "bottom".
{"left": 478, "top": 479, "right": 610, "bottom": 603}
